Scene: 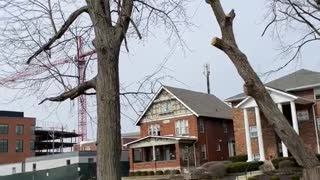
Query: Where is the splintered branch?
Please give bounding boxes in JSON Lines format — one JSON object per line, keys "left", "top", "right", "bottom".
{"left": 39, "top": 76, "right": 96, "bottom": 104}
{"left": 27, "top": 6, "right": 89, "bottom": 64}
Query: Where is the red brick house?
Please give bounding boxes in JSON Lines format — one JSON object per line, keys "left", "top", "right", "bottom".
{"left": 225, "top": 69, "right": 320, "bottom": 161}
{"left": 124, "top": 86, "right": 234, "bottom": 173}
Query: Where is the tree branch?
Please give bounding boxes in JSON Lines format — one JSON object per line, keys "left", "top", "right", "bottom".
{"left": 27, "top": 6, "right": 88, "bottom": 64}
{"left": 39, "top": 76, "right": 96, "bottom": 104}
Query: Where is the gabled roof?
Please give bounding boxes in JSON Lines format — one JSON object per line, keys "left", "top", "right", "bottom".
{"left": 225, "top": 69, "right": 320, "bottom": 102}
{"left": 135, "top": 85, "right": 232, "bottom": 125}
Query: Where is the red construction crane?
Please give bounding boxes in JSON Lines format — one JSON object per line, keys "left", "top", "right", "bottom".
{"left": 0, "top": 36, "right": 95, "bottom": 142}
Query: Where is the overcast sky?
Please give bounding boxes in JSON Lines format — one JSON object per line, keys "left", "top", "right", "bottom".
{"left": 0, "top": 1, "right": 319, "bottom": 140}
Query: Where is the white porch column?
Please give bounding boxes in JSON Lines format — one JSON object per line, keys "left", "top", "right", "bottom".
{"left": 152, "top": 145, "right": 156, "bottom": 161}
{"left": 255, "top": 107, "right": 265, "bottom": 161}
{"left": 290, "top": 101, "right": 299, "bottom": 134}
{"left": 244, "top": 108, "right": 253, "bottom": 161}
{"left": 278, "top": 104, "right": 289, "bottom": 157}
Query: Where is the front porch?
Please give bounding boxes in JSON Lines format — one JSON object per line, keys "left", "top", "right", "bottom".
{"left": 236, "top": 87, "right": 319, "bottom": 161}
{"left": 125, "top": 136, "right": 197, "bottom": 172}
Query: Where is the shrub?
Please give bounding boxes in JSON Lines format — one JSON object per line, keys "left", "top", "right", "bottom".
{"left": 190, "top": 167, "right": 206, "bottom": 179}
{"left": 164, "top": 170, "right": 171, "bottom": 175}
{"left": 279, "top": 160, "right": 294, "bottom": 169}
{"left": 155, "top": 170, "right": 164, "bottom": 175}
{"left": 291, "top": 175, "right": 300, "bottom": 180}
{"left": 140, "top": 171, "right": 148, "bottom": 176}
{"left": 172, "top": 170, "right": 180, "bottom": 174}
{"left": 247, "top": 177, "right": 258, "bottom": 180}
{"left": 129, "top": 172, "right": 135, "bottom": 176}
{"left": 207, "top": 162, "right": 226, "bottom": 178}
{"left": 259, "top": 161, "right": 274, "bottom": 172}
{"left": 199, "top": 173, "right": 212, "bottom": 180}
{"left": 147, "top": 171, "right": 155, "bottom": 176}
{"left": 229, "top": 155, "right": 248, "bottom": 162}
{"left": 226, "top": 161, "right": 263, "bottom": 174}
{"left": 270, "top": 176, "right": 280, "bottom": 180}
{"left": 272, "top": 157, "right": 299, "bottom": 169}
{"left": 134, "top": 171, "right": 141, "bottom": 176}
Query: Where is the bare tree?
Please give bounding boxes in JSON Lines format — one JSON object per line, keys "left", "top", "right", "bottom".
{"left": 262, "top": 0, "right": 320, "bottom": 74}
{"left": 0, "top": 0, "right": 190, "bottom": 179}
{"left": 206, "top": 0, "right": 320, "bottom": 179}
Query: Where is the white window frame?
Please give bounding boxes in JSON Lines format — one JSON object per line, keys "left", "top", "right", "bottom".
{"left": 161, "top": 101, "right": 173, "bottom": 114}
{"left": 148, "top": 124, "right": 160, "bottom": 136}
{"left": 249, "top": 125, "right": 258, "bottom": 138}
{"left": 201, "top": 144, "right": 207, "bottom": 160}
{"left": 199, "top": 119, "right": 205, "bottom": 133}
{"left": 315, "top": 87, "right": 320, "bottom": 100}
{"left": 175, "top": 120, "right": 189, "bottom": 136}
{"left": 216, "top": 143, "right": 221, "bottom": 152}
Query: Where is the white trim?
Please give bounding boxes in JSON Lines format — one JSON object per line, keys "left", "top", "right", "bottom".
{"left": 135, "top": 86, "right": 199, "bottom": 125}
{"left": 142, "top": 113, "right": 193, "bottom": 123}
{"left": 235, "top": 87, "right": 298, "bottom": 109}
{"left": 286, "top": 83, "right": 320, "bottom": 92}
{"left": 225, "top": 96, "right": 246, "bottom": 102}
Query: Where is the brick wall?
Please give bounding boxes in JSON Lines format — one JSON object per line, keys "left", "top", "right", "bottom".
{"left": 0, "top": 117, "right": 35, "bottom": 164}
{"left": 139, "top": 115, "right": 198, "bottom": 137}
{"left": 232, "top": 88, "right": 320, "bottom": 159}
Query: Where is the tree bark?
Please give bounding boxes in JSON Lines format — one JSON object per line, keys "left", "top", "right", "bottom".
{"left": 207, "top": 0, "right": 320, "bottom": 170}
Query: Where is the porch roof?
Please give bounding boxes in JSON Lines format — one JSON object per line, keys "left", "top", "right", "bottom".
{"left": 235, "top": 86, "right": 314, "bottom": 109}
{"left": 123, "top": 135, "right": 197, "bottom": 149}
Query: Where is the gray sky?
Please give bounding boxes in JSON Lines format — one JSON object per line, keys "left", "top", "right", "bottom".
{"left": 0, "top": 1, "right": 319, "bottom": 140}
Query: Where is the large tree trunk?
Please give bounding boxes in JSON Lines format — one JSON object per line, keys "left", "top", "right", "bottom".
{"left": 206, "top": 0, "right": 320, "bottom": 174}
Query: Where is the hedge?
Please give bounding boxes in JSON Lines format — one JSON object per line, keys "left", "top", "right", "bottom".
{"left": 226, "top": 161, "right": 263, "bottom": 173}
{"left": 155, "top": 170, "right": 164, "bottom": 175}
{"left": 229, "top": 155, "right": 248, "bottom": 162}
{"left": 271, "top": 157, "right": 299, "bottom": 169}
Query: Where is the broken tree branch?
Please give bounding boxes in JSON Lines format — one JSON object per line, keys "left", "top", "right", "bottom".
{"left": 39, "top": 76, "right": 96, "bottom": 104}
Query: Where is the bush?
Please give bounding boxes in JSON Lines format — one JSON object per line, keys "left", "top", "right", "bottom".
{"left": 291, "top": 175, "right": 300, "bottom": 180}
{"left": 229, "top": 155, "right": 248, "bottom": 162}
{"left": 155, "top": 170, "right": 164, "bottom": 175}
{"left": 279, "top": 160, "right": 295, "bottom": 169}
{"left": 272, "top": 157, "right": 299, "bottom": 169}
{"left": 141, "top": 171, "right": 148, "bottom": 176}
{"left": 199, "top": 173, "right": 212, "bottom": 180}
{"left": 172, "top": 170, "right": 180, "bottom": 174}
{"left": 247, "top": 177, "right": 258, "bottom": 180}
{"left": 164, "top": 170, "right": 171, "bottom": 175}
{"left": 190, "top": 167, "right": 206, "bottom": 179}
{"left": 259, "top": 161, "right": 274, "bottom": 172}
{"left": 226, "top": 161, "right": 263, "bottom": 174}
{"left": 134, "top": 171, "right": 141, "bottom": 176}
{"left": 270, "top": 176, "right": 280, "bottom": 180}
{"left": 207, "top": 162, "right": 226, "bottom": 178}
{"left": 147, "top": 171, "right": 155, "bottom": 176}
{"left": 129, "top": 172, "right": 135, "bottom": 176}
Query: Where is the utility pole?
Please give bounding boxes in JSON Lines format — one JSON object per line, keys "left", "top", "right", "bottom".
{"left": 203, "top": 63, "right": 211, "bottom": 94}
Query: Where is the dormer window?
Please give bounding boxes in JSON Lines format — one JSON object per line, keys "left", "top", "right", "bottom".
{"left": 160, "top": 101, "right": 173, "bottom": 114}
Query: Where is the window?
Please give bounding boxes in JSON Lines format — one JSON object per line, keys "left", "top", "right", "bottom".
{"left": 249, "top": 126, "right": 258, "bottom": 138}
{"left": 30, "top": 141, "right": 35, "bottom": 151}
{"left": 201, "top": 144, "right": 207, "bottom": 160}
{"left": 0, "top": 139, "right": 8, "bottom": 152}
{"left": 222, "top": 122, "right": 228, "bottom": 133}
{"left": 31, "top": 126, "right": 35, "bottom": 135}
{"left": 12, "top": 167, "right": 16, "bottom": 174}
{"left": 297, "top": 110, "right": 309, "bottom": 121}
{"left": 66, "top": 160, "right": 71, "bottom": 165}
{"left": 16, "top": 125, "right": 24, "bottom": 135}
{"left": 216, "top": 143, "right": 221, "bottom": 151}
{"left": 315, "top": 87, "right": 320, "bottom": 100}
{"left": 88, "top": 158, "right": 94, "bottom": 163}
{"left": 161, "top": 101, "right": 172, "bottom": 114}
{"left": 148, "top": 124, "right": 160, "bottom": 136}
{"left": 32, "top": 164, "right": 36, "bottom": 171}
{"left": 175, "top": 120, "right": 189, "bottom": 136}
{"left": 0, "top": 124, "right": 8, "bottom": 134}
{"left": 199, "top": 119, "right": 205, "bottom": 133}
{"left": 16, "top": 140, "right": 23, "bottom": 152}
